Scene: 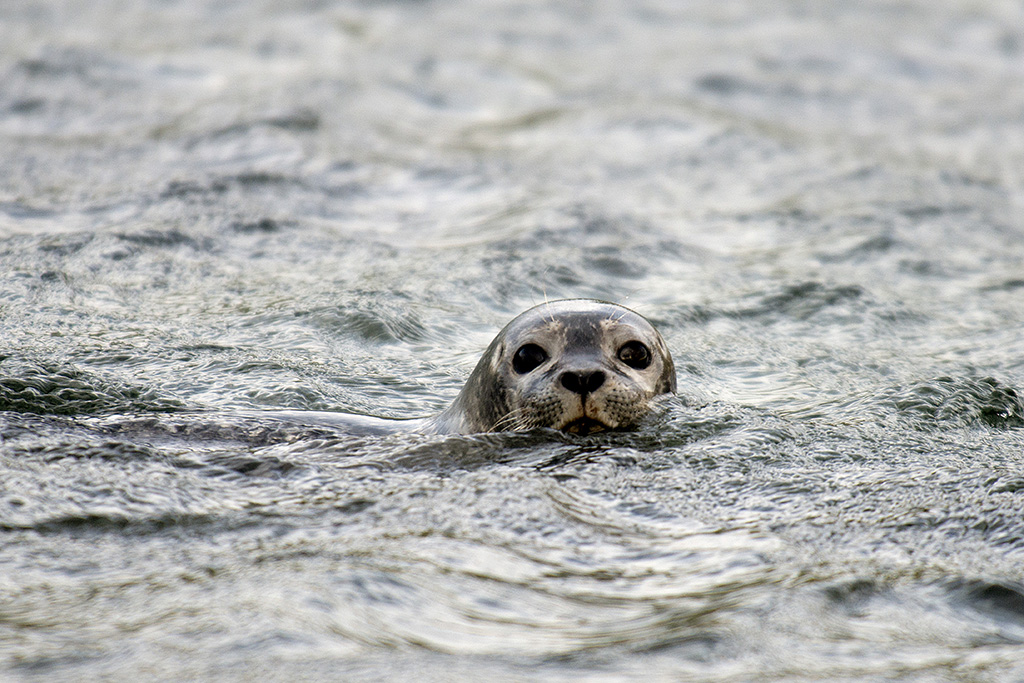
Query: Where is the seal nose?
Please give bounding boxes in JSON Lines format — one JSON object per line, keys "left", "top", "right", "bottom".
{"left": 560, "top": 369, "right": 606, "bottom": 396}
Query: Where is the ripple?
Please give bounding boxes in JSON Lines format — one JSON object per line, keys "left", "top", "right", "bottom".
{"left": 0, "top": 358, "right": 184, "bottom": 416}
{"left": 891, "top": 376, "right": 1024, "bottom": 429}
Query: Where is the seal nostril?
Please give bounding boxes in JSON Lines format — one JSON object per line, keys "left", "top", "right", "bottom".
{"left": 561, "top": 370, "right": 606, "bottom": 395}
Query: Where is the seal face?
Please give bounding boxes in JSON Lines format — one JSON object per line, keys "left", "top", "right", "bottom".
{"left": 433, "top": 299, "right": 676, "bottom": 434}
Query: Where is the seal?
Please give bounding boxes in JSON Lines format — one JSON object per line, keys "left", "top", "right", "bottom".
{"left": 253, "top": 299, "right": 675, "bottom": 436}
{"left": 425, "top": 299, "right": 676, "bottom": 435}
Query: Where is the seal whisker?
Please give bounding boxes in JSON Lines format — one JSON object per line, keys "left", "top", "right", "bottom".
{"left": 492, "top": 408, "right": 532, "bottom": 432}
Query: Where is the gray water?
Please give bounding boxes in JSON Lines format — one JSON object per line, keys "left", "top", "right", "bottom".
{"left": 3, "top": 0, "right": 1024, "bottom": 680}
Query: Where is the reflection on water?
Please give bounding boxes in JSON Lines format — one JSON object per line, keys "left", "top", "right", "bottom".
{"left": 2, "top": 0, "right": 1024, "bottom": 680}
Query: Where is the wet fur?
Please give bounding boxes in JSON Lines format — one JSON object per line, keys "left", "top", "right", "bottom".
{"left": 430, "top": 299, "right": 675, "bottom": 434}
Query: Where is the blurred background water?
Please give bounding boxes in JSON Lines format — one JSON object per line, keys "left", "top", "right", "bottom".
{"left": 2, "top": 0, "right": 1024, "bottom": 680}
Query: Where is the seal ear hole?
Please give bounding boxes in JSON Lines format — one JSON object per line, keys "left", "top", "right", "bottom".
{"left": 512, "top": 343, "right": 548, "bottom": 374}
{"left": 618, "top": 341, "right": 651, "bottom": 370}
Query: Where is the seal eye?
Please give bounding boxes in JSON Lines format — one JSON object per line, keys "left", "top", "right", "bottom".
{"left": 618, "top": 341, "right": 651, "bottom": 370}
{"left": 512, "top": 343, "right": 548, "bottom": 374}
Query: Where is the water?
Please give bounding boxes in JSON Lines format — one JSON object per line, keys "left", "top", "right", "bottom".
{"left": 2, "top": 0, "right": 1024, "bottom": 680}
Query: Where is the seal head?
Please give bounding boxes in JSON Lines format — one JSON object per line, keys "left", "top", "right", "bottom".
{"left": 434, "top": 299, "right": 676, "bottom": 434}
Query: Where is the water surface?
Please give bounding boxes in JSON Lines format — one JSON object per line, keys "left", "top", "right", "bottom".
{"left": 2, "top": 0, "right": 1024, "bottom": 680}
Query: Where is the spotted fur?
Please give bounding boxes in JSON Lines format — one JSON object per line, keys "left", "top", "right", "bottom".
{"left": 429, "top": 299, "right": 676, "bottom": 434}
